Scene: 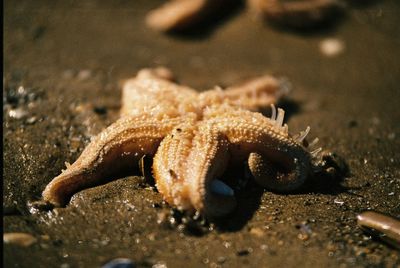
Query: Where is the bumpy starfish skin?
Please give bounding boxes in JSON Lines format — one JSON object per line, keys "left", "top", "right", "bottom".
{"left": 42, "top": 68, "right": 320, "bottom": 217}
{"left": 42, "top": 114, "right": 191, "bottom": 207}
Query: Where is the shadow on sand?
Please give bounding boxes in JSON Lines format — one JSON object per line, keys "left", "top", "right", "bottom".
{"left": 211, "top": 152, "right": 351, "bottom": 232}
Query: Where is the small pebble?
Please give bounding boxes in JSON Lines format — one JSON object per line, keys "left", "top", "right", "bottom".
{"left": 217, "top": 256, "right": 226, "bottom": 264}
{"left": 77, "top": 70, "right": 92, "bottom": 81}
{"left": 297, "top": 233, "right": 309, "bottom": 241}
{"left": 8, "top": 108, "right": 28, "bottom": 119}
{"left": 388, "top": 132, "right": 396, "bottom": 140}
{"left": 249, "top": 227, "right": 264, "bottom": 237}
{"left": 26, "top": 116, "right": 37, "bottom": 125}
{"left": 152, "top": 262, "right": 167, "bottom": 268}
{"left": 27, "top": 200, "right": 54, "bottom": 214}
{"left": 41, "top": 235, "right": 50, "bottom": 241}
{"left": 17, "top": 86, "right": 26, "bottom": 95}
{"left": 3, "top": 232, "right": 37, "bottom": 247}
{"left": 236, "top": 249, "right": 250, "bottom": 256}
{"left": 319, "top": 38, "right": 345, "bottom": 57}
{"left": 94, "top": 106, "right": 107, "bottom": 115}
{"left": 348, "top": 120, "right": 358, "bottom": 128}
{"left": 334, "top": 199, "right": 344, "bottom": 205}
{"left": 102, "top": 258, "right": 136, "bottom": 268}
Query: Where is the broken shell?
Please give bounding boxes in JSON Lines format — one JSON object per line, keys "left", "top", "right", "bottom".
{"left": 357, "top": 211, "right": 400, "bottom": 249}
{"left": 3, "top": 232, "right": 37, "bottom": 247}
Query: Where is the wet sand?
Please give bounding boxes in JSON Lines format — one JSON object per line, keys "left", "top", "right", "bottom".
{"left": 3, "top": 1, "right": 400, "bottom": 267}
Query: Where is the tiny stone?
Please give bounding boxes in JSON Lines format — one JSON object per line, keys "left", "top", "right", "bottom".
{"left": 348, "top": 120, "right": 358, "bottom": 128}
{"left": 319, "top": 38, "right": 345, "bottom": 57}
{"left": 26, "top": 116, "right": 37, "bottom": 124}
{"left": 217, "top": 257, "right": 226, "bottom": 264}
{"left": 69, "top": 137, "right": 82, "bottom": 153}
{"left": 157, "top": 211, "right": 168, "bottom": 224}
{"left": 41, "top": 235, "right": 50, "bottom": 241}
{"left": 249, "top": 227, "right": 264, "bottom": 237}
{"left": 147, "top": 233, "right": 156, "bottom": 241}
{"left": 334, "top": 199, "right": 344, "bottom": 205}
{"left": 152, "top": 261, "right": 167, "bottom": 268}
{"left": 17, "top": 86, "right": 26, "bottom": 94}
{"left": 77, "top": 70, "right": 92, "bottom": 81}
{"left": 40, "top": 243, "right": 49, "bottom": 249}
{"left": 4, "top": 232, "right": 37, "bottom": 247}
{"left": 8, "top": 108, "right": 28, "bottom": 119}
{"left": 236, "top": 249, "right": 250, "bottom": 256}
{"left": 297, "top": 233, "right": 309, "bottom": 241}
{"left": 223, "top": 241, "right": 231, "bottom": 248}
{"left": 152, "top": 203, "right": 161, "bottom": 209}
{"left": 94, "top": 106, "right": 107, "bottom": 115}
{"left": 27, "top": 200, "right": 54, "bottom": 213}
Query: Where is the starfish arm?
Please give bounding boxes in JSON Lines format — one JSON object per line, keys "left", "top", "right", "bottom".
{"left": 121, "top": 68, "right": 198, "bottom": 118}
{"left": 248, "top": 152, "right": 305, "bottom": 192}
{"left": 42, "top": 114, "right": 186, "bottom": 207}
{"left": 153, "top": 122, "right": 235, "bottom": 217}
{"left": 145, "top": 0, "right": 231, "bottom": 32}
{"left": 186, "top": 122, "right": 236, "bottom": 217}
{"left": 152, "top": 124, "right": 196, "bottom": 210}
{"left": 205, "top": 106, "right": 313, "bottom": 191}
{"left": 222, "top": 75, "right": 289, "bottom": 111}
{"left": 199, "top": 75, "right": 289, "bottom": 112}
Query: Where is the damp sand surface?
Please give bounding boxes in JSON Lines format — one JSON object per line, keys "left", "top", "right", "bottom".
{"left": 3, "top": 1, "right": 400, "bottom": 267}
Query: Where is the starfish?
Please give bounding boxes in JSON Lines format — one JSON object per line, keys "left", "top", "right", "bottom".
{"left": 146, "top": 0, "right": 345, "bottom": 32}
{"left": 42, "top": 67, "right": 323, "bottom": 218}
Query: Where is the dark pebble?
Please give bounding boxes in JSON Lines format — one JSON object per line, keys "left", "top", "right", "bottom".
{"left": 94, "top": 106, "right": 107, "bottom": 115}
{"left": 52, "top": 239, "right": 63, "bottom": 247}
{"left": 348, "top": 120, "right": 358, "bottom": 128}
{"left": 152, "top": 203, "right": 162, "bottom": 209}
{"left": 236, "top": 249, "right": 250, "bottom": 256}
{"left": 27, "top": 200, "right": 54, "bottom": 212}
{"left": 32, "top": 25, "right": 46, "bottom": 40}
{"left": 3, "top": 204, "right": 21, "bottom": 215}
{"left": 181, "top": 220, "right": 207, "bottom": 237}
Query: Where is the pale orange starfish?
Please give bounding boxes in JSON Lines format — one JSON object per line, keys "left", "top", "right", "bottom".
{"left": 42, "top": 68, "right": 322, "bottom": 218}
{"left": 146, "top": 0, "right": 344, "bottom": 32}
